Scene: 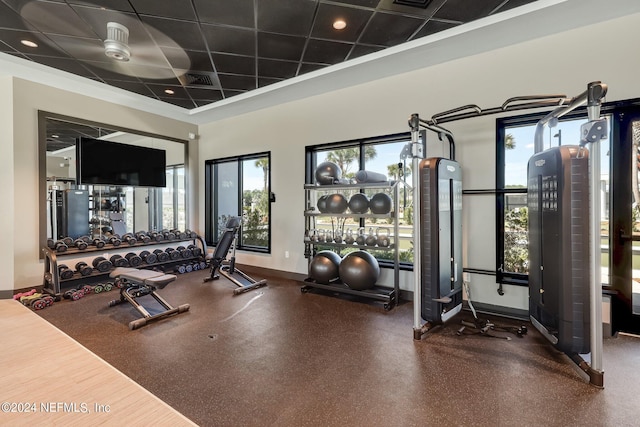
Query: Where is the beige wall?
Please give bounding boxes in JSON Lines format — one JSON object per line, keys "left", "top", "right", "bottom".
{"left": 6, "top": 78, "right": 197, "bottom": 293}
{"left": 1, "top": 77, "right": 15, "bottom": 294}
{"left": 197, "top": 13, "right": 640, "bottom": 311}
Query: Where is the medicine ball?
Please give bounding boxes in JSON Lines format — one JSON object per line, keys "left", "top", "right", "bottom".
{"left": 326, "top": 194, "right": 348, "bottom": 214}
{"left": 348, "top": 193, "right": 369, "bottom": 214}
{"left": 369, "top": 193, "right": 392, "bottom": 214}
{"left": 317, "top": 195, "right": 329, "bottom": 213}
{"left": 339, "top": 250, "right": 380, "bottom": 290}
{"left": 309, "top": 251, "right": 342, "bottom": 284}
{"left": 315, "top": 161, "right": 342, "bottom": 185}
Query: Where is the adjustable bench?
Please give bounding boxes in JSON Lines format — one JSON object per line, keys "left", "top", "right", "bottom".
{"left": 109, "top": 267, "right": 190, "bottom": 330}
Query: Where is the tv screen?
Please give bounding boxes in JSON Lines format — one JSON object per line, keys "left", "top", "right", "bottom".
{"left": 77, "top": 138, "right": 166, "bottom": 187}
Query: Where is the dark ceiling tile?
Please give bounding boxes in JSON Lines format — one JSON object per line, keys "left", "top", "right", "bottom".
{"left": 102, "top": 79, "right": 157, "bottom": 97}
{"left": 194, "top": 99, "right": 215, "bottom": 107}
{"left": 193, "top": 0, "right": 255, "bottom": 27}
{"left": 0, "top": 1, "right": 32, "bottom": 31}
{"left": 69, "top": 5, "right": 141, "bottom": 40}
{"left": 129, "top": 0, "right": 197, "bottom": 21}
{"left": 0, "top": 28, "right": 66, "bottom": 57}
{"left": 43, "top": 34, "right": 108, "bottom": 63}
{"left": 27, "top": 54, "right": 97, "bottom": 78}
{"left": 257, "top": 0, "right": 316, "bottom": 36}
{"left": 222, "top": 89, "right": 248, "bottom": 99}
{"left": 212, "top": 53, "right": 255, "bottom": 76}
{"left": 257, "top": 32, "right": 306, "bottom": 61}
{"left": 184, "top": 87, "right": 224, "bottom": 101}
{"left": 146, "top": 83, "right": 189, "bottom": 98}
{"left": 18, "top": 2, "right": 97, "bottom": 38}
{"left": 311, "top": 3, "right": 373, "bottom": 42}
{"left": 80, "top": 61, "right": 143, "bottom": 82}
{"left": 299, "top": 62, "right": 328, "bottom": 74}
{"left": 303, "top": 39, "right": 352, "bottom": 64}
{"left": 376, "top": 0, "right": 443, "bottom": 17}
{"left": 359, "top": 11, "right": 423, "bottom": 46}
{"left": 327, "top": 0, "right": 380, "bottom": 8}
{"left": 158, "top": 96, "right": 197, "bottom": 108}
{"left": 139, "top": 16, "right": 208, "bottom": 51}
{"left": 257, "top": 58, "right": 298, "bottom": 79}
{"left": 162, "top": 47, "right": 213, "bottom": 72}
{"left": 218, "top": 74, "right": 257, "bottom": 91}
{"left": 348, "top": 43, "right": 384, "bottom": 59}
{"left": 66, "top": 0, "right": 135, "bottom": 13}
{"left": 258, "top": 76, "right": 283, "bottom": 88}
{"left": 412, "top": 19, "right": 458, "bottom": 39}
{"left": 494, "top": 0, "right": 539, "bottom": 13}
{"left": 433, "top": 0, "right": 505, "bottom": 22}
{"left": 201, "top": 24, "right": 255, "bottom": 56}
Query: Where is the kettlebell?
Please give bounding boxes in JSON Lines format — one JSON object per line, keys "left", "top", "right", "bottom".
{"left": 355, "top": 227, "right": 366, "bottom": 246}
{"left": 365, "top": 227, "right": 377, "bottom": 246}
{"left": 344, "top": 229, "right": 355, "bottom": 245}
{"left": 376, "top": 227, "right": 390, "bottom": 247}
{"left": 334, "top": 230, "right": 343, "bottom": 244}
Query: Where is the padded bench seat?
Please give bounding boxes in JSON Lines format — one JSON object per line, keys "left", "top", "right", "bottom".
{"left": 110, "top": 267, "right": 177, "bottom": 289}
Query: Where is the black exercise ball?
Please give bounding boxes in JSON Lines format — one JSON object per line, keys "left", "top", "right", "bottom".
{"left": 348, "top": 193, "right": 369, "bottom": 214}
{"left": 325, "top": 194, "right": 348, "bottom": 214}
{"left": 317, "top": 195, "right": 329, "bottom": 213}
{"left": 315, "top": 161, "right": 342, "bottom": 185}
{"left": 369, "top": 193, "right": 392, "bottom": 214}
{"left": 339, "top": 250, "right": 380, "bottom": 290}
{"left": 309, "top": 251, "right": 342, "bottom": 284}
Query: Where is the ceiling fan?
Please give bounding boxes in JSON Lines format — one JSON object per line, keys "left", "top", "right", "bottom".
{"left": 18, "top": 1, "right": 191, "bottom": 80}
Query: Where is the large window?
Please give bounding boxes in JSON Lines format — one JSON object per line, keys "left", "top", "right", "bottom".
{"left": 306, "top": 134, "right": 414, "bottom": 267}
{"left": 496, "top": 113, "right": 610, "bottom": 285}
{"left": 205, "top": 152, "right": 271, "bottom": 252}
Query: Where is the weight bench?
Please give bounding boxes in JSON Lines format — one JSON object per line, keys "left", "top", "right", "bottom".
{"left": 109, "top": 267, "right": 190, "bottom": 330}
{"left": 204, "top": 216, "right": 267, "bottom": 295}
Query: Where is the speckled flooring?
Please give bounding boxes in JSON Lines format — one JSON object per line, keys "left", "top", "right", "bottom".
{"left": 36, "top": 270, "right": 640, "bottom": 427}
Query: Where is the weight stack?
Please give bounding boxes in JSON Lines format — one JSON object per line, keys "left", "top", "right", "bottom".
{"left": 527, "top": 145, "right": 590, "bottom": 355}
{"left": 419, "top": 157, "right": 463, "bottom": 323}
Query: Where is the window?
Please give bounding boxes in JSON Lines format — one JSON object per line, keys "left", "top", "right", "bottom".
{"left": 496, "top": 113, "right": 610, "bottom": 285}
{"left": 306, "top": 134, "right": 414, "bottom": 267}
{"left": 205, "top": 153, "right": 271, "bottom": 252}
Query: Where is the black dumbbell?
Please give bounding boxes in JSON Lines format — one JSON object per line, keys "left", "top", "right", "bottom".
{"left": 92, "top": 237, "right": 106, "bottom": 248}
{"left": 62, "top": 237, "right": 74, "bottom": 246}
{"left": 149, "top": 231, "right": 164, "bottom": 242}
{"left": 192, "top": 261, "right": 200, "bottom": 271}
{"left": 136, "top": 232, "right": 151, "bottom": 244}
{"left": 46, "top": 239, "right": 56, "bottom": 249}
{"left": 184, "top": 263, "right": 193, "bottom": 273}
{"left": 199, "top": 261, "right": 207, "bottom": 270}
{"left": 185, "top": 229, "right": 198, "bottom": 239}
{"left": 163, "top": 231, "right": 177, "bottom": 241}
{"left": 153, "top": 249, "right": 170, "bottom": 262}
{"left": 92, "top": 256, "right": 113, "bottom": 273}
{"left": 187, "top": 244, "right": 202, "bottom": 257}
{"left": 139, "top": 250, "right": 158, "bottom": 264}
{"left": 165, "top": 247, "right": 181, "bottom": 260}
{"left": 172, "top": 229, "right": 187, "bottom": 240}
{"left": 54, "top": 240, "right": 68, "bottom": 253}
{"left": 63, "top": 288, "right": 84, "bottom": 301}
{"left": 122, "top": 234, "right": 137, "bottom": 246}
{"left": 58, "top": 264, "right": 74, "bottom": 280}
{"left": 74, "top": 239, "right": 88, "bottom": 250}
{"left": 75, "top": 261, "right": 93, "bottom": 276}
{"left": 175, "top": 264, "right": 186, "bottom": 274}
{"left": 107, "top": 235, "right": 122, "bottom": 247}
{"left": 110, "top": 254, "right": 129, "bottom": 268}
{"left": 125, "top": 252, "right": 142, "bottom": 267}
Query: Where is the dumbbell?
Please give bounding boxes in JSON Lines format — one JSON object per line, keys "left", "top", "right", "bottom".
{"left": 149, "top": 231, "right": 164, "bottom": 242}
{"left": 75, "top": 261, "right": 93, "bottom": 276}
{"left": 62, "top": 237, "right": 74, "bottom": 247}
{"left": 110, "top": 254, "right": 129, "bottom": 268}
{"left": 176, "top": 246, "right": 193, "bottom": 259}
{"left": 63, "top": 288, "right": 84, "bottom": 301}
{"left": 92, "top": 256, "right": 113, "bottom": 273}
{"left": 165, "top": 247, "right": 181, "bottom": 260}
{"left": 107, "top": 235, "right": 122, "bottom": 247}
{"left": 139, "top": 250, "right": 158, "bottom": 264}
{"left": 153, "top": 249, "right": 170, "bottom": 263}
{"left": 187, "top": 244, "right": 202, "bottom": 257}
{"left": 92, "top": 237, "right": 106, "bottom": 249}
{"left": 174, "top": 264, "right": 186, "bottom": 274}
{"left": 172, "top": 229, "right": 187, "bottom": 240}
{"left": 185, "top": 229, "right": 198, "bottom": 238}
{"left": 184, "top": 263, "right": 193, "bottom": 273}
{"left": 74, "top": 238, "right": 88, "bottom": 250}
{"left": 122, "top": 233, "right": 137, "bottom": 246}
{"left": 199, "top": 261, "right": 207, "bottom": 270}
{"left": 125, "top": 252, "right": 142, "bottom": 267}
{"left": 163, "top": 231, "right": 177, "bottom": 241}
{"left": 191, "top": 261, "right": 200, "bottom": 271}
{"left": 46, "top": 239, "right": 56, "bottom": 250}
{"left": 58, "top": 264, "right": 74, "bottom": 280}
{"left": 135, "top": 232, "right": 151, "bottom": 244}
{"left": 54, "top": 240, "right": 68, "bottom": 253}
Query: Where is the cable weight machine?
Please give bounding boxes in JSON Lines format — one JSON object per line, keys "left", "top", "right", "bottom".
{"left": 405, "top": 82, "right": 608, "bottom": 387}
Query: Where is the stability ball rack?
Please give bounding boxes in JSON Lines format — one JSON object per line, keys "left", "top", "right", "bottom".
{"left": 405, "top": 82, "right": 607, "bottom": 387}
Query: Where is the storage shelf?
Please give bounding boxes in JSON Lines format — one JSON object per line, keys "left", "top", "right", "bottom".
{"left": 304, "top": 241, "right": 395, "bottom": 251}
{"left": 304, "top": 182, "right": 396, "bottom": 191}
{"left": 301, "top": 278, "right": 397, "bottom": 310}
{"left": 303, "top": 210, "right": 394, "bottom": 219}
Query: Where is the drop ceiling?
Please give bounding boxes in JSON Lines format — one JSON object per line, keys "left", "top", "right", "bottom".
{"left": 0, "top": 0, "right": 539, "bottom": 110}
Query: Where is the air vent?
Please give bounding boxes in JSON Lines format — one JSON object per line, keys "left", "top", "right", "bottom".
{"left": 178, "top": 71, "right": 217, "bottom": 87}
{"left": 393, "top": 0, "right": 431, "bottom": 8}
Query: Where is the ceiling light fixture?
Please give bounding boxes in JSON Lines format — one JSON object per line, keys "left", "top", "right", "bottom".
{"left": 333, "top": 19, "right": 347, "bottom": 30}
{"left": 21, "top": 39, "right": 38, "bottom": 48}
{"left": 104, "top": 22, "right": 131, "bottom": 62}
{"left": 164, "top": 89, "right": 175, "bottom": 95}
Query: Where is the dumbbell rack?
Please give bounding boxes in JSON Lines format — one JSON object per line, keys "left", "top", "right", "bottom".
{"left": 302, "top": 182, "right": 401, "bottom": 310}
{"left": 42, "top": 234, "right": 207, "bottom": 298}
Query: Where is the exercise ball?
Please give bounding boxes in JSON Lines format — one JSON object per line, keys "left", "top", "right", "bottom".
{"left": 309, "top": 251, "right": 342, "bottom": 284}
{"left": 325, "top": 194, "right": 348, "bottom": 214}
{"left": 315, "top": 161, "right": 342, "bottom": 185}
{"left": 339, "top": 250, "right": 380, "bottom": 290}
{"left": 348, "top": 193, "right": 369, "bottom": 214}
{"left": 369, "top": 193, "right": 392, "bottom": 214}
{"left": 317, "top": 195, "right": 329, "bottom": 213}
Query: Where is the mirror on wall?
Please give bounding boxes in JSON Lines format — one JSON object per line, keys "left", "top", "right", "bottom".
{"left": 39, "top": 112, "right": 187, "bottom": 253}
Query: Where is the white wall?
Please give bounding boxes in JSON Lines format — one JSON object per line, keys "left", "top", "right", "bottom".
{"left": 197, "top": 13, "right": 640, "bottom": 311}
{"left": 6, "top": 78, "right": 197, "bottom": 292}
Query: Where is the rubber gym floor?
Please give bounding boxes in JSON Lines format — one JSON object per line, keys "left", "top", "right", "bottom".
{"left": 37, "top": 268, "right": 640, "bottom": 427}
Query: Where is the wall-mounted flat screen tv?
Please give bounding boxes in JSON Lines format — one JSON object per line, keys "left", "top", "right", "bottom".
{"left": 77, "top": 137, "right": 166, "bottom": 187}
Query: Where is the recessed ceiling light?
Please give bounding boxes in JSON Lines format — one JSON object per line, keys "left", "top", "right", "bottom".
{"left": 51, "top": 134, "right": 59, "bottom": 138}
{"left": 164, "top": 89, "right": 175, "bottom": 95}
{"left": 333, "top": 19, "right": 347, "bottom": 30}
{"left": 21, "top": 39, "right": 38, "bottom": 48}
